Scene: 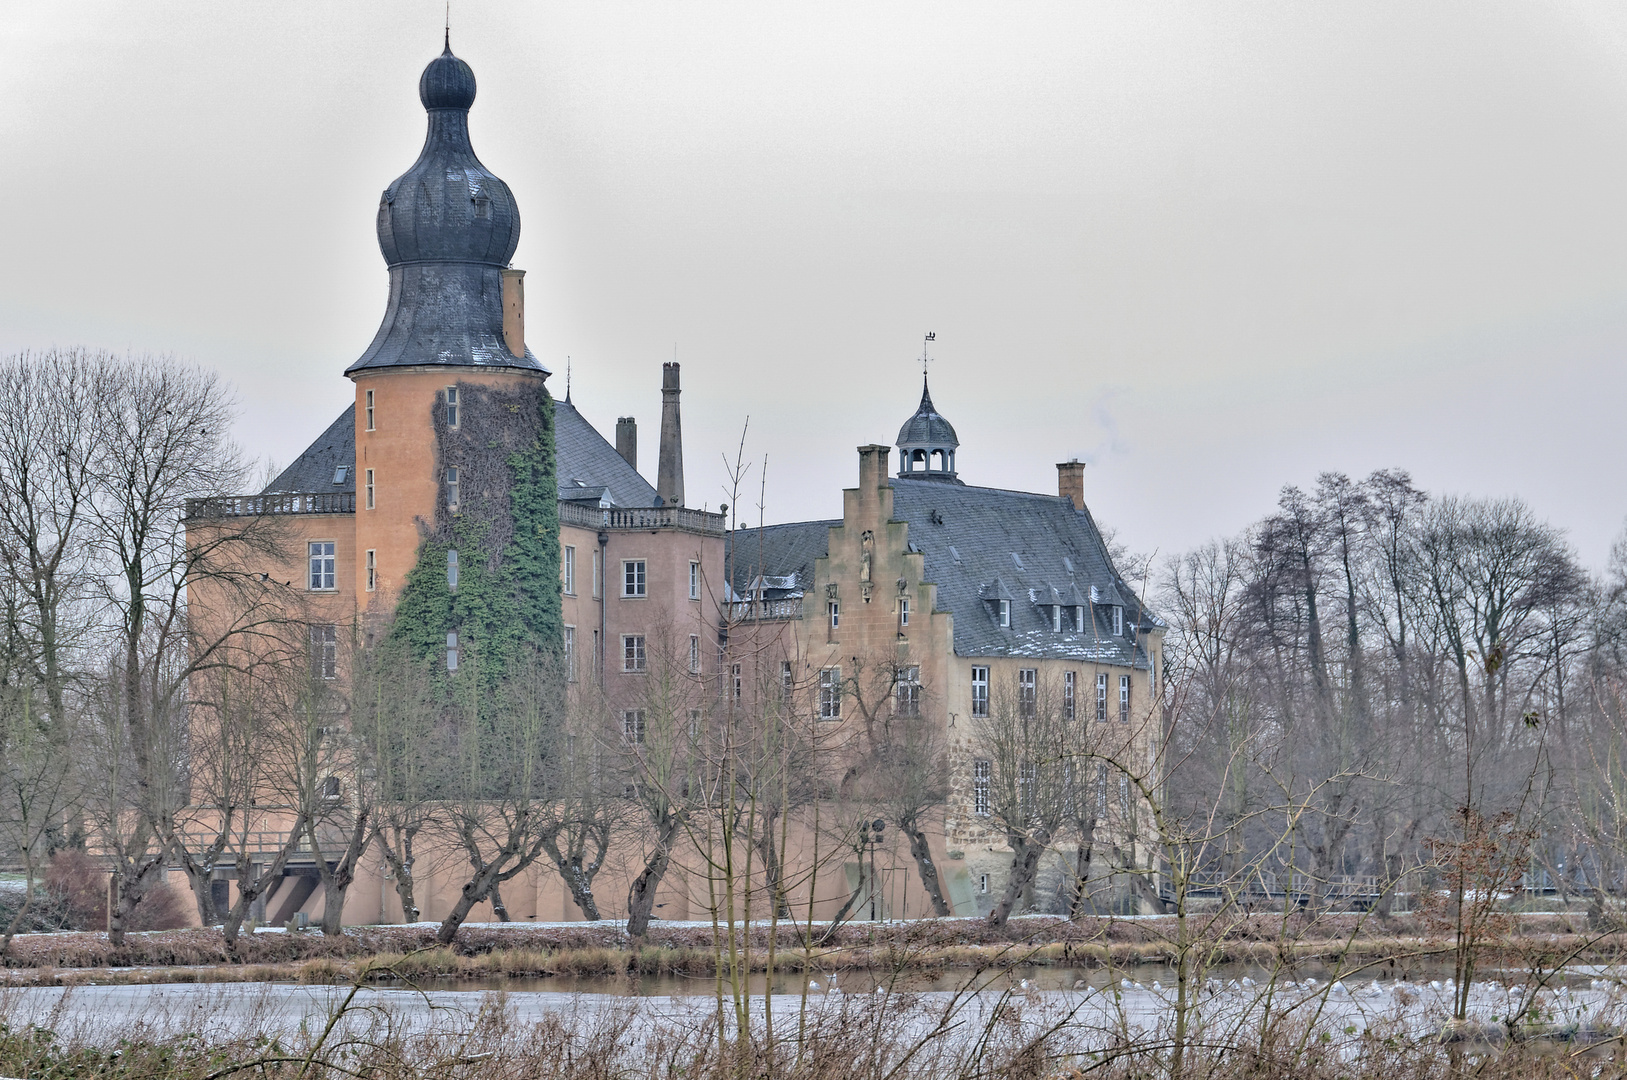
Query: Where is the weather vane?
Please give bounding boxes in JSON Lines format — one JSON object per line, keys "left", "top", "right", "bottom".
{"left": 920, "top": 331, "right": 936, "bottom": 376}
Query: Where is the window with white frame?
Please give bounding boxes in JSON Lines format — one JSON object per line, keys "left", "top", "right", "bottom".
{"left": 1063, "top": 671, "right": 1076, "bottom": 721}
{"left": 1019, "top": 760, "right": 1037, "bottom": 817}
{"left": 308, "top": 542, "right": 336, "bottom": 591}
{"left": 445, "top": 386, "right": 459, "bottom": 428}
{"left": 622, "top": 559, "right": 646, "bottom": 598}
{"left": 689, "top": 561, "right": 700, "bottom": 601}
{"left": 780, "top": 660, "right": 794, "bottom": 703}
{"left": 731, "top": 663, "right": 742, "bottom": 702}
{"left": 623, "top": 710, "right": 646, "bottom": 744}
{"left": 895, "top": 666, "right": 920, "bottom": 717}
{"left": 1120, "top": 674, "right": 1130, "bottom": 722}
{"left": 688, "top": 709, "right": 701, "bottom": 738}
{"left": 1018, "top": 668, "right": 1037, "bottom": 718}
{"left": 971, "top": 666, "right": 989, "bottom": 717}
{"left": 562, "top": 546, "right": 576, "bottom": 595}
{"left": 997, "top": 599, "right": 1011, "bottom": 627}
{"left": 973, "top": 759, "right": 991, "bottom": 816}
{"left": 1096, "top": 673, "right": 1108, "bottom": 722}
{"left": 818, "top": 668, "right": 841, "bottom": 720}
{"left": 445, "top": 466, "right": 460, "bottom": 509}
{"left": 365, "top": 468, "right": 375, "bottom": 509}
{"left": 1096, "top": 764, "right": 1109, "bottom": 814}
{"left": 979, "top": 873, "right": 989, "bottom": 894}
{"left": 563, "top": 626, "right": 575, "bottom": 682}
{"left": 447, "top": 549, "right": 458, "bottom": 592}
{"left": 688, "top": 634, "right": 700, "bottom": 673}
{"left": 364, "top": 389, "right": 375, "bottom": 431}
{"left": 622, "top": 634, "right": 646, "bottom": 672}
{"left": 1051, "top": 605, "right": 1062, "bottom": 633}
{"left": 1113, "top": 605, "right": 1124, "bottom": 636}
{"left": 592, "top": 549, "right": 602, "bottom": 598}
{"left": 828, "top": 600, "right": 840, "bottom": 629}
{"left": 446, "top": 631, "right": 459, "bottom": 672}
{"left": 900, "top": 597, "right": 910, "bottom": 627}
{"left": 309, "top": 624, "right": 337, "bottom": 680}
{"left": 365, "top": 549, "right": 376, "bottom": 592}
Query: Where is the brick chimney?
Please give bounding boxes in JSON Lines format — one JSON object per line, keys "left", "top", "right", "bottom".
{"left": 1057, "top": 460, "right": 1085, "bottom": 511}
{"left": 616, "top": 417, "right": 637, "bottom": 471}
{"left": 656, "top": 363, "right": 684, "bottom": 507}
{"left": 500, "top": 268, "right": 526, "bottom": 358}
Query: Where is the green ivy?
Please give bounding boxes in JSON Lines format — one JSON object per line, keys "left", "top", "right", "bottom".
{"left": 385, "top": 380, "right": 562, "bottom": 691}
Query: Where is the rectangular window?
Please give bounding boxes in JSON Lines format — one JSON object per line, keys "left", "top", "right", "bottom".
{"left": 1064, "top": 671, "right": 1076, "bottom": 721}
{"left": 365, "top": 549, "right": 376, "bottom": 592}
{"left": 1097, "top": 673, "right": 1108, "bottom": 722}
{"left": 445, "top": 386, "right": 459, "bottom": 428}
{"left": 900, "top": 597, "right": 910, "bottom": 627}
{"left": 998, "top": 599, "right": 1011, "bottom": 628}
{"left": 971, "top": 666, "right": 989, "bottom": 717}
{"left": 364, "top": 389, "right": 374, "bottom": 431}
{"left": 818, "top": 667, "right": 841, "bottom": 720}
{"left": 731, "top": 662, "right": 742, "bottom": 702}
{"left": 780, "top": 660, "right": 794, "bottom": 703}
{"left": 895, "top": 666, "right": 920, "bottom": 717}
{"left": 623, "top": 710, "right": 646, "bottom": 744}
{"left": 979, "top": 873, "right": 989, "bottom": 894}
{"left": 308, "top": 541, "right": 336, "bottom": 591}
{"left": 1018, "top": 668, "right": 1036, "bottom": 718}
{"left": 309, "top": 624, "right": 337, "bottom": 680}
{"left": 623, "top": 559, "right": 646, "bottom": 598}
{"left": 689, "top": 561, "right": 700, "bottom": 601}
{"left": 446, "top": 631, "right": 458, "bottom": 672}
{"left": 1019, "top": 761, "right": 1037, "bottom": 817}
{"left": 592, "top": 549, "right": 602, "bottom": 598}
{"left": 1120, "top": 674, "right": 1131, "bottom": 722}
{"left": 563, "top": 626, "right": 576, "bottom": 682}
{"left": 688, "top": 708, "right": 701, "bottom": 738}
{"left": 562, "top": 546, "right": 576, "bottom": 595}
{"left": 1120, "top": 773, "right": 1131, "bottom": 819}
{"left": 1052, "top": 605, "right": 1062, "bottom": 633}
{"left": 445, "top": 466, "right": 460, "bottom": 509}
{"left": 364, "top": 469, "right": 375, "bottom": 509}
{"left": 622, "top": 634, "right": 646, "bottom": 672}
{"left": 689, "top": 634, "right": 701, "bottom": 673}
{"left": 828, "top": 601, "right": 840, "bottom": 629}
{"left": 1097, "top": 764, "right": 1109, "bottom": 815}
{"left": 447, "top": 548, "right": 458, "bottom": 592}
{"left": 1114, "top": 606, "right": 1124, "bottom": 637}
{"left": 973, "top": 759, "right": 991, "bottom": 816}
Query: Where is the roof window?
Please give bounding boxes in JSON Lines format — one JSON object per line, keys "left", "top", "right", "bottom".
{"left": 333, "top": 465, "right": 348, "bottom": 485}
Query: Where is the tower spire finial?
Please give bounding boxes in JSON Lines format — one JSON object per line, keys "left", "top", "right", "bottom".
{"left": 565, "top": 356, "right": 572, "bottom": 403}
{"left": 444, "top": 2, "right": 451, "bottom": 52}
{"left": 920, "top": 330, "right": 935, "bottom": 378}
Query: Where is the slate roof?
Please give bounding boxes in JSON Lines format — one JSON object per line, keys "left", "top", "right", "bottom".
{"left": 554, "top": 399, "right": 658, "bottom": 508}
{"left": 730, "top": 478, "right": 1161, "bottom": 668}
{"left": 263, "top": 405, "right": 356, "bottom": 494}
{"left": 265, "top": 397, "right": 660, "bottom": 510}
{"left": 346, "top": 47, "right": 544, "bottom": 376}
{"left": 896, "top": 376, "right": 959, "bottom": 449}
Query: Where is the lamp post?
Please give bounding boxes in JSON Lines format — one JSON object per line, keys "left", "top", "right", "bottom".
{"left": 864, "top": 818, "right": 886, "bottom": 920}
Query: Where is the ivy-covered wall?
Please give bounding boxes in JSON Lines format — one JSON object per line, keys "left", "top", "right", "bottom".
{"left": 386, "top": 378, "right": 562, "bottom": 689}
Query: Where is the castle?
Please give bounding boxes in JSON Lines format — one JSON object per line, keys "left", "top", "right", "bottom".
{"left": 182, "top": 42, "right": 1163, "bottom": 926}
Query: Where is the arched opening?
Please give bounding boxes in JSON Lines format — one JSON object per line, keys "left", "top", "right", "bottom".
{"left": 931, "top": 448, "right": 948, "bottom": 472}
{"left": 911, "top": 449, "right": 927, "bottom": 471}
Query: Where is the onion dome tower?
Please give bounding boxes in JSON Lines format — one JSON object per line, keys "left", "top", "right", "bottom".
{"left": 346, "top": 39, "right": 546, "bottom": 374}
{"left": 896, "top": 373, "right": 960, "bottom": 482}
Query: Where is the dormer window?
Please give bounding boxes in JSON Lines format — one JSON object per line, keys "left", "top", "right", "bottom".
{"left": 1113, "top": 606, "right": 1124, "bottom": 636}
{"left": 998, "top": 599, "right": 1011, "bottom": 628}
{"left": 1051, "top": 605, "right": 1062, "bottom": 633}
{"left": 1075, "top": 605, "right": 1086, "bottom": 631}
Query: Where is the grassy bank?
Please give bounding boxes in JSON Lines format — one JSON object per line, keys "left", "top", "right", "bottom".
{"left": 0, "top": 913, "right": 1620, "bottom": 987}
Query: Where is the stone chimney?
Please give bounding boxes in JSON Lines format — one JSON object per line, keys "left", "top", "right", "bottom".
{"left": 1057, "top": 460, "right": 1085, "bottom": 511}
{"left": 616, "top": 417, "right": 637, "bottom": 471}
{"left": 501, "top": 268, "right": 526, "bottom": 358}
{"left": 656, "top": 362, "right": 685, "bottom": 507}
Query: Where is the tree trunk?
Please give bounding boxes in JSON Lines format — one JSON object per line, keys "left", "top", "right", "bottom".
{"left": 754, "top": 814, "right": 794, "bottom": 918}
{"left": 222, "top": 825, "right": 307, "bottom": 953}
{"left": 903, "top": 822, "right": 951, "bottom": 917}
{"left": 627, "top": 813, "right": 683, "bottom": 939}
{"left": 436, "top": 856, "right": 509, "bottom": 945}
{"left": 987, "top": 828, "right": 1050, "bottom": 928}
{"left": 311, "top": 811, "right": 370, "bottom": 936}
{"left": 374, "top": 827, "right": 420, "bottom": 922}
{"left": 108, "top": 855, "right": 165, "bottom": 948}
{"left": 1, "top": 851, "right": 38, "bottom": 956}
{"left": 1068, "top": 821, "right": 1098, "bottom": 920}
{"left": 541, "top": 833, "right": 603, "bottom": 920}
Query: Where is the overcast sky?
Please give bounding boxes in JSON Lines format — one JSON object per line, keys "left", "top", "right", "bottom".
{"left": 4, "top": 2, "right": 1627, "bottom": 569}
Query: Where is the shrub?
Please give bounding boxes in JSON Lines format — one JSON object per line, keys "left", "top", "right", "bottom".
{"left": 43, "top": 851, "right": 192, "bottom": 932}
